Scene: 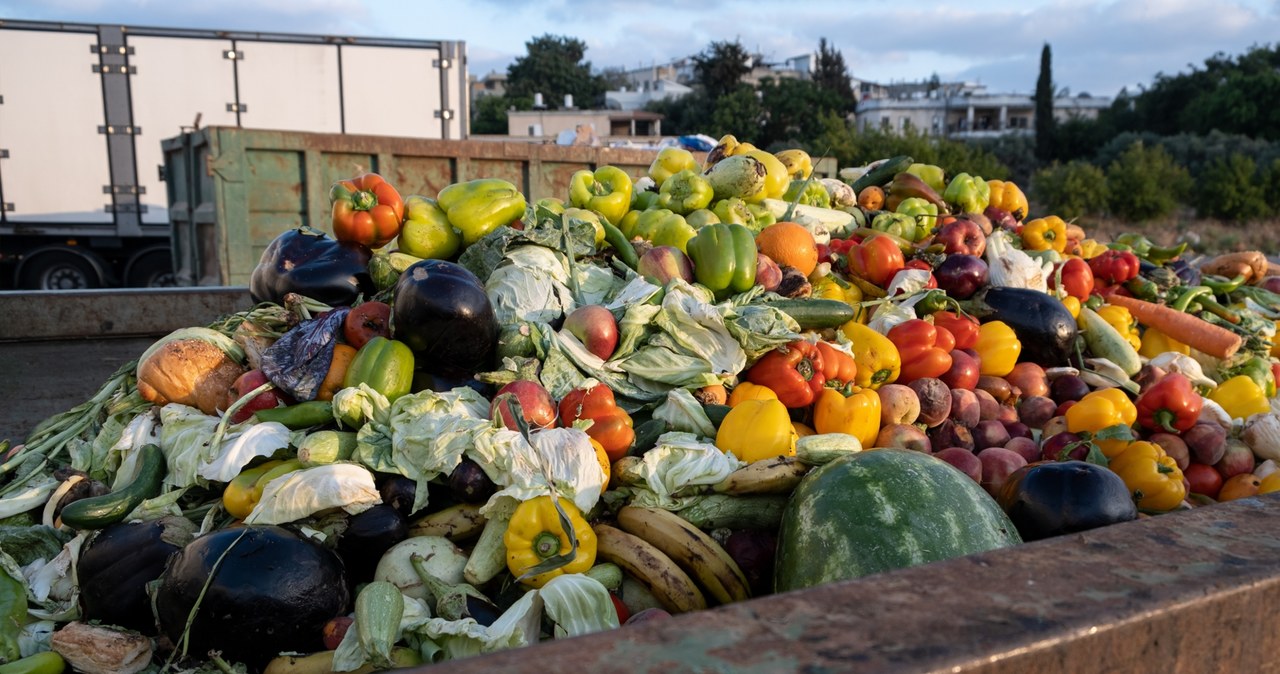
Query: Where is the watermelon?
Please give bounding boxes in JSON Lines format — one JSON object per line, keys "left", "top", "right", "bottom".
{"left": 774, "top": 448, "right": 1021, "bottom": 592}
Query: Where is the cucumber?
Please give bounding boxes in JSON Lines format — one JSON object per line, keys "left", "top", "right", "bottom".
{"left": 766, "top": 298, "right": 857, "bottom": 329}
{"left": 630, "top": 418, "right": 668, "bottom": 455}
{"left": 848, "top": 155, "right": 914, "bottom": 194}
{"left": 297, "top": 430, "right": 358, "bottom": 466}
{"left": 59, "top": 444, "right": 166, "bottom": 530}
{"left": 1078, "top": 307, "right": 1142, "bottom": 377}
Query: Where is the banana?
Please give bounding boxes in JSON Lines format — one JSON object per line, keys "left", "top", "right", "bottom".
{"left": 593, "top": 523, "right": 707, "bottom": 614}
{"left": 712, "top": 456, "right": 811, "bottom": 496}
{"left": 408, "top": 503, "right": 486, "bottom": 541}
{"left": 616, "top": 505, "right": 751, "bottom": 605}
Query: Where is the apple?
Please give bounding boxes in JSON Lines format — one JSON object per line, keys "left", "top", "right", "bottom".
{"left": 322, "top": 616, "right": 353, "bottom": 651}
{"left": 491, "top": 380, "right": 557, "bottom": 430}
{"left": 344, "top": 300, "right": 392, "bottom": 350}
{"left": 225, "top": 369, "right": 292, "bottom": 424}
{"left": 933, "top": 218, "right": 986, "bottom": 257}
{"left": 564, "top": 304, "right": 619, "bottom": 361}
{"left": 637, "top": 246, "right": 694, "bottom": 286}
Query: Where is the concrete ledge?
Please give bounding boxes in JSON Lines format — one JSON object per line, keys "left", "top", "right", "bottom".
{"left": 434, "top": 495, "right": 1280, "bottom": 673}
{"left": 0, "top": 287, "right": 252, "bottom": 341}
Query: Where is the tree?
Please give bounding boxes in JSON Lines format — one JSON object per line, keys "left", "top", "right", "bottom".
{"left": 758, "top": 77, "right": 844, "bottom": 148}
{"left": 471, "top": 95, "right": 510, "bottom": 135}
{"left": 1105, "top": 140, "right": 1192, "bottom": 222}
{"left": 505, "top": 34, "right": 604, "bottom": 109}
{"left": 812, "top": 38, "right": 855, "bottom": 113}
{"left": 1035, "top": 43, "right": 1056, "bottom": 161}
{"left": 693, "top": 40, "right": 752, "bottom": 100}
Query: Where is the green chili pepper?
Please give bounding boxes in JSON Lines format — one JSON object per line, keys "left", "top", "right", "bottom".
{"left": 253, "top": 400, "right": 335, "bottom": 430}
{"left": 601, "top": 218, "right": 639, "bottom": 270}
{"left": 0, "top": 652, "right": 66, "bottom": 674}
{"left": 1169, "top": 285, "right": 1212, "bottom": 313}
{"left": 1124, "top": 276, "right": 1161, "bottom": 302}
{"left": 914, "top": 289, "right": 955, "bottom": 316}
{"left": 1202, "top": 274, "right": 1246, "bottom": 296}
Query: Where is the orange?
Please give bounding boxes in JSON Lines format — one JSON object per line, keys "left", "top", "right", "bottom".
{"left": 857, "top": 186, "right": 885, "bottom": 211}
{"left": 755, "top": 221, "right": 818, "bottom": 276}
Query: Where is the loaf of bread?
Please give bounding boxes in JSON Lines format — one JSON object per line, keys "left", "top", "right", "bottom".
{"left": 137, "top": 332, "right": 246, "bottom": 415}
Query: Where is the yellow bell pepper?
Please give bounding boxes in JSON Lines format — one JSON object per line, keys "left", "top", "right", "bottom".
{"left": 1096, "top": 304, "right": 1142, "bottom": 351}
{"left": 1065, "top": 388, "right": 1138, "bottom": 457}
{"left": 1078, "top": 239, "right": 1109, "bottom": 259}
{"left": 1021, "top": 215, "right": 1067, "bottom": 253}
{"left": 985, "top": 179, "right": 1029, "bottom": 220}
{"left": 742, "top": 149, "right": 789, "bottom": 201}
{"left": 1108, "top": 441, "right": 1186, "bottom": 512}
{"left": 1209, "top": 375, "right": 1271, "bottom": 420}
{"left": 715, "top": 398, "right": 797, "bottom": 462}
{"left": 222, "top": 459, "right": 302, "bottom": 520}
{"left": 1060, "top": 296, "right": 1082, "bottom": 319}
{"left": 727, "top": 381, "right": 779, "bottom": 408}
{"left": 814, "top": 275, "right": 867, "bottom": 322}
{"left": 504, "top": 495, "right": 597, "bottom": 588}
{"left": 775, "top": 149, "right": 813, "bottom": 180}
{"left": 812, "top": 387, "right": 881, "bottom": 449}
{"left": 839, "top": 321, "right": 900, "bottom": 389}
{"left": 811, "top": 275, "right": 846, "bottom": 302}
{"left": 1138, "top": 326, "right": 1190, "bottom": 358}
{"left": 792, "top": 421, "right": 816, "bottom": 437}
{"left": 973, "top": 321, "right": 1021, "bottom": 377}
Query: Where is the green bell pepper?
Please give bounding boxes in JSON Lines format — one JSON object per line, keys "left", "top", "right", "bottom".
{"left": 870, "top": 211, "right": 918, "bottom": 242}
{"left": 905, "top": 163, "right": 946, "bottom": 194}
{"left": 657, "top": 169, "right": 715, "bottom": 215}
{"left": 1224, "top": 355, "right": 1277, "bottom": 398}
{"left": 686, "top": 208, "right": 720, "bottom": 228}
{"left": 782, "top": 179, "right": 831, "bottom": 208}
{"left": 629, "top": 209, "right": 698, "bottom": 253}
{"left": 942, "top": 172, "right": 991, "bottom": 215}
{"left": 648, "top": 147, "right": 700, "bottom": 188}
{"left": 570, "top": 166, "right": 633, "bottom": 226}
{"left": 895, "top": 197, "right": 937, "bottom": 240}
{"left": 343, "top": 336, "right": 415, "bottom": 402}
{"left": 686, "top": 222, "right": 758, "bottom": 299}
{"left": 712, "top": 198, "right": 775, "bottom": 234}
{"left": 437, "top": 178, "right": 528, "bottom": 246}
{"left": 632, "top": 189, "right": 661, "bottom": 211}
{"left": 535, "top": 197, "right": 566, "bottom": 216}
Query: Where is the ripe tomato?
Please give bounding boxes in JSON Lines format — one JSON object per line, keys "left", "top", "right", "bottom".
{"left": 1183, "top": 462, "right": 1223, "bottom": 499}
{"left": 343, "top": 301, "right": 391, "bottom": 349}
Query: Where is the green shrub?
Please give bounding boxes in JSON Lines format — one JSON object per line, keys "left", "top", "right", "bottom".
{"left": 1105, "top": 141, "right": 1191, "bottom": 221}
{"left": 814, "top": 117, "right": 1009, "bottom": 180}
{"left": 1194, "top": 153, "right": 1269, "bottom": 221}
{"left": 1030, "top": 160, "right": 1109, "bottom": 219}
{"left": 1262, "top": 158, "right": 1280, "bottom": 209}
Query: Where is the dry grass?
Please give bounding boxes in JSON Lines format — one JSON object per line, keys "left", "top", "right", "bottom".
{"left": 1069, "top": 212, "right": 1280, "bottom": 257}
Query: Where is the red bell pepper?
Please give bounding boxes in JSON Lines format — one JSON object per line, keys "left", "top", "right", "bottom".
{"left": 887, "top": 319, "right": 955, "bottom": 385}
{"left": 746, "top": 340, "right": 826, "bottom": 408}
{"left": 558, "top": 382, "right": 635, "bottom": 462}
{"left": 847, "top": 234, "right": 905, "bottom": 288}
{"left": 1049, "top": 257, "right": 1095, "bottom": 300}
{"left": 815, "top": 341, "right": 858, "bottom": 394}
{"left": 1135, "top": 372, "right": 1202, "bottom": 433}
{"left": 1088, "top": 249, "right": 1140, "bottom": 286}
{"left": 330, "top": 173, "right": 405, "bottom": 248}
{"left": 932, "top": 311, "right": 980, "bottom": 350}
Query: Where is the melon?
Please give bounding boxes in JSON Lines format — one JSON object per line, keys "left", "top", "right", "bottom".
{"left": 774, "top": 448, "right": 1021, "bottom": 592}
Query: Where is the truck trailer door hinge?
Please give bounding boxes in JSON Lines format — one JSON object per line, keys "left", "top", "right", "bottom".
{"left": 103, "top": 185, "right": 146, "bottom": 195}
{"left": 91, "top": 44, "right": 135, "bottom": 56}
{"left": 98, "top": 126, "right": 141, "bottom": 135}
{"left": 92, "top": 64, "right": 137, "bottom": 75}
{"left": 223, "top": 50, "right": 245, "bottom": 61}
{"left": 434, "top": 110, "right": 455, "bottom": 120}
{"left": 227, "top": 103, "right": 248, "bottom": 113}
{"left": 2, "top": 203, "right": 13, "bottom": 213}
{"left": 433, "top": 58, "right": 452, "bottom": 69}
{"left": 0, "top": 149, "right": 8, "bottom": 159}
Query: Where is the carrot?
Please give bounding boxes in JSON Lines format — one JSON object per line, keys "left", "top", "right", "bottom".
{"left": 1105, "top": 294, "right": 1243, "bottom": 360}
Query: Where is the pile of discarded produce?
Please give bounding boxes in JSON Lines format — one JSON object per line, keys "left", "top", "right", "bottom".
{"left": 4, "top": 136, "right": 1280, "bottom": 673}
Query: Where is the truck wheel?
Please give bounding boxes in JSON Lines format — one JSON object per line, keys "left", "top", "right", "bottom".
{"left": 126, "top": 250, "right": 177, "bottom": 288}
{"left": 19, "top": 251, "right": 102, "bottom": 290}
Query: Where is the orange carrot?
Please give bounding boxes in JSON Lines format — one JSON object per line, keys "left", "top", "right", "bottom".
{"left": 1105, "top": 294, "right": 1242, "bottom": 360}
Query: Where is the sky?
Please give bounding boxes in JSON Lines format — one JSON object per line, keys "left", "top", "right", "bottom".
{"left": 4, "top": 0, "right": 1279, "bottom": 98}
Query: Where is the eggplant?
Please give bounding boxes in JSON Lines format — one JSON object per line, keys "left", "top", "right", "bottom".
{"left": 996, "top": 461, "right": 1137, "bottom": 541}
{"left": 378, "top": 475, "right": 419, "bottom": 519}
{"left": 448, "top": 458, "right": 497, "bottom": 504}
{"left": 392, "top": 259, "right": 498, "bottom": 380}
{"left": 155, "top": 525, "right": 349, "bottom": 668}
{"left": 962, "top": 287, "right": 1078, "bottom": 366}
{"left": 250, "top": 226, "right": 374, "bottom": 307}
{"left": 338, "top": 504, "right": 408, "bottom": 587}
{"left": 78, "top": 517, "right": 196, "bottom": 634}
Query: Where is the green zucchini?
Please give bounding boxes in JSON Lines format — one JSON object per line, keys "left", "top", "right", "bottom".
{"left": 848, "top": 155, "right": 914, "bottom": 194}
{"left": 766, "top": 298, "right": 857, "bottom": 329}
{"left": 59, "top": 444, "right": 166, "bottom": 530}
{"left": 297, "top": 431, "right": 357, "bottom": 466}
{"left": 1077, "top": 307, "right": 1142, "bottom": 377}
{"left": 354, "top": 581, "right": 404, "bottom": 669}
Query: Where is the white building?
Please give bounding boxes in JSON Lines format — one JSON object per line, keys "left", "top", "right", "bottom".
{"left": 854, "top": 81, "right": 1110, "bottom": 138}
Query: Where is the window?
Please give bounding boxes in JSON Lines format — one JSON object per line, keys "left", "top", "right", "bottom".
{"left": 880, "top": 117, "right": 891, "bottom": 131}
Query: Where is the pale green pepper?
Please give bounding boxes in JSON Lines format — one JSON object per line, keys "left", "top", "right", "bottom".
{"left": 657, "top": 169, "right": 715, "bottom": 215}
{"left": 628, "top": 209, "right": 697, "bottom": 252}
{"left": 648, "top": 147, "right": 700, "bottom": 188}
{"left": 570, "top": 166, "right": 633, "bottom": 226}
{"left": 942, "top": 172, "right": 991, "bottom": 215}
{"left": 437, "top": 178, "right": 528, "bottom": 246}
{"left": 905, "top": 163, "right": 946, "bottom": 194}
{"left": 781, "top": 179, "right": 831, "bottom": 208}
{"left": 894, "top": 197, "right": 937, "bottom": 241}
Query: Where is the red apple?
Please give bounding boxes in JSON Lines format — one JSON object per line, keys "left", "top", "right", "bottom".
{"left": 564, "top": 304, "right": 619, "bottom": 361}
{"left": 933, "top": 218, "right": 986, "bottom": 257}
{"left": 637, "top": 246, "right": 694, "bottom": 286}
{"left": 322, "top": 616, "right": 353, "bottom": 650}
{"left": 225, "top": 369, "right": 292, "bottom": 424}
{"left": 491, "top": 380, "right": 557, "bottom": 430}
{"left": 940, "top": 349, "right": 980, "bottom": 390}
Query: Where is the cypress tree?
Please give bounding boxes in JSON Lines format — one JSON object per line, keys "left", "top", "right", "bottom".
{"left": 1035, "top": 43, "right": 1056, "bottom": 161}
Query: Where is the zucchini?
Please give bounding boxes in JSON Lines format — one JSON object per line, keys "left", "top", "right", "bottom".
{"left": 297, "top": 430, "right": 358, "bottom": 465}
{"left": 1077, "top": 307, "right": 1142, "bottom": 377}
{"left": 766, "top": 298, "right": 857, "bottom": 329}
{"left": 848, "top": 155, "right": 914, "bottom": 194}
{"left": 59, "top": 444, "right": 165, "bottom": 530}
{"left": 354, "top": 581, "right": 404, "bottom": 669}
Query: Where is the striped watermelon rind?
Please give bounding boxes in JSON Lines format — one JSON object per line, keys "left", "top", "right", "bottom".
{"left": 774, "top": 448, "right": 1022, "bottom": 593}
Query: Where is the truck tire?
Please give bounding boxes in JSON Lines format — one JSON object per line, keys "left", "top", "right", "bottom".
{"left": 18, "top": 250, "right": 103, "bottom": 290}
{"left": 125, "top": 249, "right": 177, "bottom": 288}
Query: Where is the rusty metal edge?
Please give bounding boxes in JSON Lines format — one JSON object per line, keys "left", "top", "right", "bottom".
{"left": 0, "top": 287, "right": 253, "bottom": 341}
{"left": 428, "top": 495, "right": 1280, "bottom": 674}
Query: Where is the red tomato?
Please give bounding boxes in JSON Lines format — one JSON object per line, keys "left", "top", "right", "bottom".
{"left": 343, "top": 301, "right": 392, "bottom": 349}
{"left": 1183, "top": 462, "right": 1223, "bottom": 499}
{"left": 1048, "top": 257, "right": 1095, "bottom": 301}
